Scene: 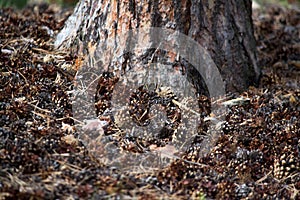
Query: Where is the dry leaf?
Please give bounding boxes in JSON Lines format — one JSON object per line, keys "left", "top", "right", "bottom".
{"left": 82, "top": 119, "right": 107, "bottom": 132}
{"left": 61, "top": 134, "right": 78, "bottom": 146}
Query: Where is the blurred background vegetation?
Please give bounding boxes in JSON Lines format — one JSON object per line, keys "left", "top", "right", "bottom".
{"left": 256, "top": 0, "right": 300, "bottom": 7}
{"left": 0, "top": 0, "right": 299, "bottom": 9}
{"left": 0, "top": 0, "right": 78, "bottom": 9}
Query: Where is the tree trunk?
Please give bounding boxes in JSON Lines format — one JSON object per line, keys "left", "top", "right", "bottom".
{"left": 55, "top": 0, "right": 260, "bottom": 93}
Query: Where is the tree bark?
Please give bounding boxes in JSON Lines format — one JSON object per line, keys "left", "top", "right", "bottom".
{"left": 55, "top": 0, "right": 261, "bottom": 93}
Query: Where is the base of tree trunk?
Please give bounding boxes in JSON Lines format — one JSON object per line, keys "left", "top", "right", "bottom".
{"left": 55, "top": 0, "right": 261, "bottom": 93}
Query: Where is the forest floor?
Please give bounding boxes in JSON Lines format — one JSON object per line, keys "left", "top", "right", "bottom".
{"left": 0, "top": 3, "right": 300, "bottom": 200}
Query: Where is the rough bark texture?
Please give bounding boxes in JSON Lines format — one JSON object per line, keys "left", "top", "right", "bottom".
{"left": 55, "top": 0, "right": 261, "bottom": 93}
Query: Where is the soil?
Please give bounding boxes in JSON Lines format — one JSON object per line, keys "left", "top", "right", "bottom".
{"left": 0, "top": 3, "right": 299, "bottom": 200}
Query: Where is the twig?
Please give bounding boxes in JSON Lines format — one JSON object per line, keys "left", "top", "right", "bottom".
{"left": 172, "top": 99, "right": 200, "bottom": 116}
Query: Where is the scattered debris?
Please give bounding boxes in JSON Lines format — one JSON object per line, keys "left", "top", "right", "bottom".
{"left": 0, "top": 3, "right": 299, "bottom": 199}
